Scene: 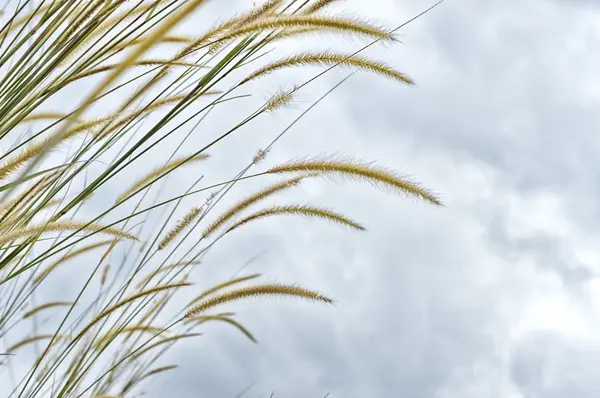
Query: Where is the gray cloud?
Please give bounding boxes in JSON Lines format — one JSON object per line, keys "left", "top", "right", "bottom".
{"left": 511, "top": 332, "right": 600, "bottom": 397}
{"left": 6, "top": 0, "right": 600, "bottom": 397}
{"left": 127, "top": 0, "right": 600, "bottom": 396}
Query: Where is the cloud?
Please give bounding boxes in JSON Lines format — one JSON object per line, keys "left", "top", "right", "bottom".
{"left": 510, "top": 332, "right": 600, "bottom": 397}
{"left": 126, "top": 0, "right": 600, "bottom": 396}
{"left": 7, "top": 0, "right": 600, "bottom": 397}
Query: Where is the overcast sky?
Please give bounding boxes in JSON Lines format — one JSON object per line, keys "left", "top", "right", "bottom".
{"left": 136, "top": 0, "right": 600, "bottom": 397}
{"left": 5, "top": 0, "right": 600, "bottom": 397}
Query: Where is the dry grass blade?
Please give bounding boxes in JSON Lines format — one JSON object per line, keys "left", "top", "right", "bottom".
{"left": 73, "top": 283, "right": 191, "bottom": 343}
{"left": 137, "top": 297, "right": 170, "bottom": 329}
{"left": 20, "top": 113, "right": 69, "bottom": 123}
{"left": 0, "top": 221, "right": 137, "bottom": 246}
{"left": 0, "top": 173, "right": 56, "bottom": 221}
{"left": 22, "top": 301, "right": 74, "bottom": 319}
{"left": 60, "top": 0, "right": 106, "bottom": 43}
{"left": 7, "top": 334, "right": 63, "bottom": 353}
{"left": 185, "top": 283, "right": 333, "bottom": 318}
{"left": 5, "top": 3, "right": 55, "bottom": 34}
{"left": 60, "top": 2, "right": 175, "bottom": 66}
{"left": 99, "top": 92, "right": 220, "bottom": 142}
{"left": 121, "top": 365, "right": 178, "bottom": 394}
{"left": 139, "top": 365, "right": 178, "bottom": 380}
{"left": 77, "top": 0, "right": 210, "bottom": 105}
{"left": 100, "top": 262, "right": 111, "bottom": 286}
{"left": 94, "top": 325, "right": 166, "bottom": 350}
{"left": 22, "top": 0, "right": 211, "bottom": 178}
{"left": 267, "top": 157, "right": 443, "bottom": 205}
{"left": 178, "top": 0, "right": 282, "bottom": 58}
{"left": 65, "top": 59, "right": 205, "bottom": 86}
{"left": 117, "top": 154, "right": 210, "bottom": 203}
{"left": 0, "top": 116, "right": 113, "bottom": 181}
{"left": 184, "top": 311, "right": 236, "bottom": 325}
{"left": 226, "top": 204, "right": 366, "bottom": 232}
{"left": 128, "top": 333, "right": 202, "bottom": 361}
{"left": 33, "top": 240, "right": 114, "bottom": 283}
{"left": 192, "top": 315, "right": 257, "bottom": 343}
{"left": 136, "top": 261, "right": 201, "bottom": 289}
{"left": 0, "top": 0, "right": 444, "bottom": 394}
{"left": 128, "top": 35, "right": 195, "bottom": 47}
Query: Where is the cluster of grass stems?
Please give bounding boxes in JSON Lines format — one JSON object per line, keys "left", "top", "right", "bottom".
{"left": 0, "top": 0, "right": 443, "bottom": 396}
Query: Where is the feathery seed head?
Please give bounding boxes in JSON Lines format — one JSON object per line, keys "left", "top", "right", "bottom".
{"left": 158, "top": 207, "right": 203, "bottom": 250}
{"left": 262, "top": 86, "right": 297, "bottom": 113}
{"left": 267, "top": 156, "right": 443, "bottom": 206}
{"left": 242, "top": 51, "right": 413, "bottom": 86}
{"left": 185, "top": 283, "right": 333, "bottom": 318}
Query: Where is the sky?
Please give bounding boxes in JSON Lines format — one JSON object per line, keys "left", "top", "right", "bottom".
{"left": 149, "top": 0, "right": 600, "bottom": 396}
{"left": 4, "top": 0, "right": 600, "bottom": 397}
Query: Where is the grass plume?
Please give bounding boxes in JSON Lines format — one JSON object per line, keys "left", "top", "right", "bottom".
{"left": 225, "top": 204, "right": 366, "bottom": 233}
{"left": 202, "top": 176, "right": 307, "bottom": 239}
{"left": 267, "top": 156, "right": 443, "bottom": 205}
{"left": 22, "top": 301, "right": 74, "bottom": 319}
{"left": 158, "top": 207, "right": 203, "bottom": 250}
{"left": 242, "top": 51, "right": 413, "bottom": 85}
{"left": 185, "top": 283, "right": 334, "bottom": 318}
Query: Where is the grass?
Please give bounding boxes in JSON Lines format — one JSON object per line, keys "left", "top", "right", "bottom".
{"left": 0, "top": 0, "right": 443, "bottom": 396}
